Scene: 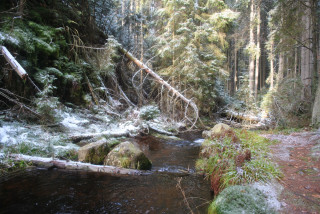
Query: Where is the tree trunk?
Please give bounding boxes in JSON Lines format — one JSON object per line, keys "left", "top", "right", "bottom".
{"left": 269, "top": 39, "right": 274, "bottom": 90}
{"left": 311, "top": 0, "right": 320, "bottom": 126}
{"left": 300, "top": 2, "right": 312, "bottom": 100}
{"left": 312, "top": 84, "right": 320, "bottom": 127}
{"left": 234, "top": 46, "right": 238, "bottom": 92}
{"left": 249, "top": 0, "right": 255, "bottom": 95}
{"left": 311, "top": 0, "right": 318, "bottom": 95}
{"left": 139, "top": 0, "right": 144, "bottom": 107}
{"left": 254, "top": 2, "right": 260, "bottom": 99}
{"left": 19, "top": 0, "right": 26, "bottom": 15}
{"left": 278, "top": 52, "right": 284, "bottom": 84}
{"left": 10, "top": 154, "right": 146, "bottom": 175}
{"left": 1, "top": 46, "right": 28, "bottom": 80}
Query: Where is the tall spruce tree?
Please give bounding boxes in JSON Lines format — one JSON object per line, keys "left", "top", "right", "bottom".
{"left": 155, "top": 0, "right": 238, "bottom": 115}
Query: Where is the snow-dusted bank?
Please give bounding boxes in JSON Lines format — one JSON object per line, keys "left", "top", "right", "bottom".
{"left": 0, "top": 106, "right": 181, "bottom": 172}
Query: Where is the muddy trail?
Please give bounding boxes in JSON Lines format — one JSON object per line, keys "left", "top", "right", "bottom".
{"left": 264, "top": 131, "right": 320, "bottom": 214}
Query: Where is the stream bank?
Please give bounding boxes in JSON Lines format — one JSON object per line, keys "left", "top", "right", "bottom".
{"left": 0, "top": 132, "right": 211, "bottom": 214}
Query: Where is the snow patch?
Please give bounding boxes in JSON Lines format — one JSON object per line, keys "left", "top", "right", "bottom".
{"left": 61, "top": 113, "right": 89, "bottom": 129}
{"left": 252, "top": 181, "right": 283, "bottom": 211}
{"left": 0, "top": 125, "right": 18, "bottom": 145}
{"left": 0, "top": 32, "right": 5, "bottom": 41}
{"left": 193, "top": 138, "right": 204, "bottom": 144}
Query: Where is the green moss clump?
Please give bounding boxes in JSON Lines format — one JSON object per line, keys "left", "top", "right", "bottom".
{"left": 105, "top": 142, "right": 152, "bottom": 170}
{"left": 120, "top": 157, "right": 131, "bottom": 168}
{"left": 85, "top": 144, "right": 110, "bottom": 165}
{"left": 208, "top": 185, "right": 275, "bottom": 214}
{"left": 135, "top": 153, "right": 152, "bottom": 170}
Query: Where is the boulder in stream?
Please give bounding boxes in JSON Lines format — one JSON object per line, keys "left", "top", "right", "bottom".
{"left": 78, "top": 138, "right": 119, "bottom": 165}
{"left": 104, "top": 141, "right": 152, "bottom": 170}
{"left": 203, "top": 123, "right": 239, "bottom": 142}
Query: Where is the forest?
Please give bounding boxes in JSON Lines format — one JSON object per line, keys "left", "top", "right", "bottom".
{"left": 0, "top": 0, "right": 319, "bottom": 213}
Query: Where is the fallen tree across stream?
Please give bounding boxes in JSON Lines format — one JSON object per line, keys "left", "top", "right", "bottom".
{"left": 10, "top": 154, "right": 147, "bottom": 175}
{"left": 69, "top": 122, "right": 176, "bottom": 143}
{"left": 119, "top": 47, "right": 199, "bottom": 128}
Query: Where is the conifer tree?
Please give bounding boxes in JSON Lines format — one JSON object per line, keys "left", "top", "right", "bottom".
{"left": 155, "top": 0, "right": 238, "bottom": 114}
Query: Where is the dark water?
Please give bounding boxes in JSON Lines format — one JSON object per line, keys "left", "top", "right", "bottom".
{"left": 0, "top": 135, "right": 211, "bottom": 214}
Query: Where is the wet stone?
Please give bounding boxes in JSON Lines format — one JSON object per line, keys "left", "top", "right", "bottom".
{"left": 104, "top": 141, "right": 152, "bottom": 170}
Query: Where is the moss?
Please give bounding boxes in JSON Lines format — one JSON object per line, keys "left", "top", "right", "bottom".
{"left": 120, "top": 157, "right": 131, "bottom": 168}
{"left": 57, "top": 149, "right": 78, "bottom": 161}
{"left": 135, "top": 153, "right": 152, "bottom": 170}
{"left": 105, "top": 142, "right": 152, "bottom": 170}
{"left": 208, "top": 185, "right": 275, "bottom": 214}
{"left": 85, "top": 144, "right": 110, "bottom": 165}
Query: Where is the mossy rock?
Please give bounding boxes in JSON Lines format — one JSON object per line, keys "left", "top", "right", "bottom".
{"left": 210, "top": 123, "right": 232, "bottom": 136}
{"left": 104, "top": 141, "right": 152, "bottom": 170}
{"left": 78, "top": 138, "right": 119, "bottom": 165}
{"left": 208, "top": 185, "right": 275, "bottom": 214}
{"left": 206, "top": 123, "right": 239, "bottom": 142}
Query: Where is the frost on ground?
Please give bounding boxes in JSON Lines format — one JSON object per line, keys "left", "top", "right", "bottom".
{"left": 252, "top": 181, "right": 283, "bottom": 211}
{"left": 0, "top": 121, "right": 78, "bottom": 158}
{"left": 0, "top": 106, "right": 176, "bottom": 160}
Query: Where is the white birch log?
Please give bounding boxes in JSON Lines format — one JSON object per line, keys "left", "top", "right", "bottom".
{"left": 1, "top": 46, "right": 28, "bottom": 79}
{"left": 10, "top": 154, "right": 147, "bottom": 175}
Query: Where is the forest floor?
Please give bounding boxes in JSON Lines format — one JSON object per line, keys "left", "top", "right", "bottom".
{"left": 263, "top": 131, "right": 320, "bottom": 214}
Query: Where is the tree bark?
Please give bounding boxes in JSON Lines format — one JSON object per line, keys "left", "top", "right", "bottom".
{"left": 312, "top": 85, "right": 320, "bottom": 126}
{"left": 270, "top": 40, "right": 274, "bottom": 90}
{"left": 278, "top": 52, "right": 284, "bottom": 84}
{"left": 249, "top": 0, "right": 255, "bottom": 95}
{"left": 311, "top": 0, "right": 320, "bottom": 126}
{"left": 254, "top": 1, "right": 261, "bottom": 99}
{"left": 300, "top": 1, "right": 312, "bottom": 100}
{"left": 234, "top": 45, "right": 238, "bottom": 92}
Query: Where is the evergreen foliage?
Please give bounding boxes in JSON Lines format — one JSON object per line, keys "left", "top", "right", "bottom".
{"left": 154, "top": 0, "right": 238, "bottom": 115}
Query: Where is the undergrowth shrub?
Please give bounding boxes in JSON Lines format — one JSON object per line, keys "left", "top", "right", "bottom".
{"left": 196, "top": 129, "right": 281, "bottom": 195}
{"left": 5, "top": 142, "right": 53, "bottom": 157}
{"left": 140, "top": 105, "right": 160, "bottom": 120}
{"left": 261, "top": 78, "right": 311, "bottom": 128}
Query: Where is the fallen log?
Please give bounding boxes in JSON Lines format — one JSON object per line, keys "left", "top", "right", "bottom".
{"left": 69, "top": 129, "right": 131, "bottom": 143}
{"left": 226, "top": 110, "right": 261, "bottom": 123}
{"left": 147, "top": 122, "right": 176, "bottom": 136}
{"left": 10, "top": 154, "right": 147, "bottom": 175}
{"left": 119, "top": 47, "right": 199, "bottom": 128}
{"left": 1, "top": 46, "right": 28, "bottom": 80}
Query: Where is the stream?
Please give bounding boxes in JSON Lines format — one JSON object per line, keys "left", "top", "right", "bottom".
{"left": 0, "top": 133, "right": 211, "bottom": 214}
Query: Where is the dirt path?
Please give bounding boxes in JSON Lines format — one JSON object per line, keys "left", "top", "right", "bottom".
{"left": 264, "top": 131, "right": 320, "bottom": 214}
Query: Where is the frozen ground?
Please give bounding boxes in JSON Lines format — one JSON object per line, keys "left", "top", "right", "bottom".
{"left": 0, "top": 107, "right": 177, "bottom": 159}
